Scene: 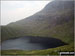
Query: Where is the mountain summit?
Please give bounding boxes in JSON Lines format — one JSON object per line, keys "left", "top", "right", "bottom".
{"left": 2, "top": 0, "right": 74, "bottom": 44}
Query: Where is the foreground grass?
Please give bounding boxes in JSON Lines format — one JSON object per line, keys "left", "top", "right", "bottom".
{"left": 1, "top": 43, "right": 74, "bottom": 55}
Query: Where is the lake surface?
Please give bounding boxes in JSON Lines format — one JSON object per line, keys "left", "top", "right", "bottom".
{"left": 0, "top": 36, "right": 67, "bottom": 50}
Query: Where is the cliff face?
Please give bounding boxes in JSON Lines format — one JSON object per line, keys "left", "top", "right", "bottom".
{"left": 1, "top": 0, "right": 74, "bottom": 43}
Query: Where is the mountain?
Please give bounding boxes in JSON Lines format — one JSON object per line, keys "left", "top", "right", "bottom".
{"left": 1, "top": 0, "right": 74, "bottom": 44}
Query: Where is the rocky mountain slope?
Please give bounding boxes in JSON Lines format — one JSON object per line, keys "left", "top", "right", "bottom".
{"left": 1, "top": 0, "right": 74, "bottom": 44}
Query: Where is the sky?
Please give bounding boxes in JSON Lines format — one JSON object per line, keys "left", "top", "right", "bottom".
{"left": 1, "top": 1, "right": 52, "bottom": 25}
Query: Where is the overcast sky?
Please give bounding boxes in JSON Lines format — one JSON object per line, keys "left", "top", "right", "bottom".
{"left": 1, "top": 1, "right": 52, "bottom": 25}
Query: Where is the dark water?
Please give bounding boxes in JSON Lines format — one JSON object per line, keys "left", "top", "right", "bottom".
{"left": 0, "top": 36, "right": 67, "bottom": 50}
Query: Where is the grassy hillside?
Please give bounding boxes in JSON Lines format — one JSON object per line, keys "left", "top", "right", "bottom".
{"left": 1, "top": 9, "right": 74, "bottom": 44}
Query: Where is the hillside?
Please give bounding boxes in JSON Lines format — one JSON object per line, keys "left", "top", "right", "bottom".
{"left": 1, "top": 0, "right": 74, "bottom": 44}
